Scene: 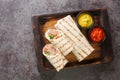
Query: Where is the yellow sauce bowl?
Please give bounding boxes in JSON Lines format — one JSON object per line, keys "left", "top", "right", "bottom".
{"left": 76, "top": 12, "right": 93, "bottom": 29}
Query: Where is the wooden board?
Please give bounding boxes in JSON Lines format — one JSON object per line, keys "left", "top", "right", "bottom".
{"left": 32, "top": 9, "right": 113, "bottom": 72}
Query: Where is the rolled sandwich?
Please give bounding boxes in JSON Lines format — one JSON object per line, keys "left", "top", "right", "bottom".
{"left": 55, "top": 15, "right": 94, "bottom": 62}
{"left": 43, "top": 44, "right": 68, "bottom": 72}
{"left": 45, "top": 29, "right": 73, "bottom": 56}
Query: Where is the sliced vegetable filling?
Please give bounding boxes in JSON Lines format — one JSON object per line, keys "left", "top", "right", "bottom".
{"left": 43, "top": 44, "right": 59, "bottom": 56}
{"left": 48, "top": 29, "right": 62, "bottom": 40}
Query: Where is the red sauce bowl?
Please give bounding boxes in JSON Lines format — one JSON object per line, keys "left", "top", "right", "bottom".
{"left": 89, "top": 27, "right": 106, "bottom": 43}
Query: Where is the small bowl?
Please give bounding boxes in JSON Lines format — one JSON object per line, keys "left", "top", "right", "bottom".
{"left": 88, "top": 26, "right": 106, "bottom": 43}
{"left": 76, "top": 12, "right": 94, "bottom": 29}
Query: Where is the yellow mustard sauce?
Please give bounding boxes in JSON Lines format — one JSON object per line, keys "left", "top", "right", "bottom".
{"left": 78, "top": 13, "right": 93, "bottom": 28}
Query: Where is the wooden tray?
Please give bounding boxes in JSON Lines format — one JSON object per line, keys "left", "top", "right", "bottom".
{"left": 32, "top": 9, "right": 113, "bottom": 72}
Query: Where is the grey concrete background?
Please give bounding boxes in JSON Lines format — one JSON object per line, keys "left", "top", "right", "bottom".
{"left": 0, "top": 0, "right": 120, "bottom": 80}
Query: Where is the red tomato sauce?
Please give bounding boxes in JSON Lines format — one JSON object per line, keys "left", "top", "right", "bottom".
{"left": 90, "top": 27, "right": 105, "bottom": 42}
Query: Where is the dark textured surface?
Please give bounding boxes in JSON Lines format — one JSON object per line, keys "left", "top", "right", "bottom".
{"left": 0, "top": 0, "right": 120, "bottom": 80}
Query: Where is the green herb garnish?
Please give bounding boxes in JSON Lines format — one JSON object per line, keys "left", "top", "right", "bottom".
{"left": 45, "top": 51, "right": 50, "bottom": 55}
{"left": 49, "top": 34, "right": 54, "bottom": 39}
